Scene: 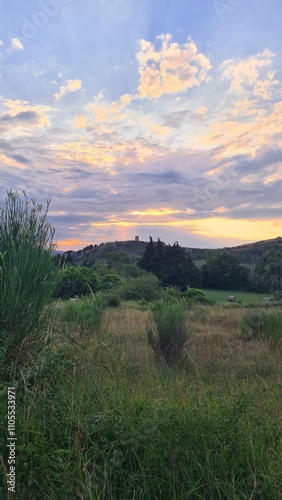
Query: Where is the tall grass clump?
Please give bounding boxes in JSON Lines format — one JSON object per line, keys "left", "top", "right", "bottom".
{"left": 240, "top": 308, "right": 282, "bottom": 341}
{"left": 147, "top": 300, "right": 190, "bottom": 365}
{"left": 60, "top": 294, "right": 105, "bottom": 336}
{"left": 0, "top": 191, "right": 57, "bottom": 378}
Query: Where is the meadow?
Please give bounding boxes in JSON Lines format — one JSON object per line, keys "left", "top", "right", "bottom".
{"left": 202, "top": 289, "right": 271, "bottom": 303}
{"left": 1, "top": 297, "right": 282, "bottom": 499}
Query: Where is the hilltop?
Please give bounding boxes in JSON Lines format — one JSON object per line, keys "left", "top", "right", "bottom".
{"left": 63, "top": 236, "right": 282, "bottom": 267}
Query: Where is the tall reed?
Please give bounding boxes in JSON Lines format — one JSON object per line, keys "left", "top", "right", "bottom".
{"left": 0, "top": 191, "right": 57, "bottom": 378}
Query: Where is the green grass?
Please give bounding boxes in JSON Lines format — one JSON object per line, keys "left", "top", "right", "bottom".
{"left": 60, "top": 294, "right": 106, "bottom": 336}
{"left": 1, "top": 304, "right": 282, "bottom": 498}
{"left": 203, "top": 289, "right": 271, "bottom": 303}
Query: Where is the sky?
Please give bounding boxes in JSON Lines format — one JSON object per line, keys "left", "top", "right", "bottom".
{"left": 0, "top": 0, "right": 282, "bottom": 251}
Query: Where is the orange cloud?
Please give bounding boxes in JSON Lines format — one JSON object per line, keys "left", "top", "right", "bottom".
{"left": 3, "top": 99, "right": 51, "bottom": 129}
{"left": 136, "top": 34, "right": 212, "bottom": 99}
{"left": 55, "top": 79, "right": 82, "bottom": 100}
{"left": 188, "top": 217, "right": 282, "bottom": 242}
{"left": 74, "top": 115, "right": 87, "bottom": 129}
{"left": 127, "top": 208, "right": 182, "bottom": 216}
{"left": 57, "top": 239, "right": 93, "bottom": 250}
{"left": 221, "top": 49, "right": 279, "bottom": 100}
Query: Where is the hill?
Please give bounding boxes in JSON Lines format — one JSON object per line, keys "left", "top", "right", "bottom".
{"left": 63, "top": 236, "right": 282, "bottom": 267}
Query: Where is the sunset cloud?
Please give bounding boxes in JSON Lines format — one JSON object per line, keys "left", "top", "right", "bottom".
{"left": 221, "top": 49, "right": 279, "bottom": 100}
{"left": 1, "top": 0, "right": 282, "bottom": 251}
{"left": 9, "top": 38, "right": 24, "bottom": 52}
{"left": 55, "top": 79, "right": 82, "bottom": 100}
{"left": 137, "top": 35, "right": 212, "bottom": 99}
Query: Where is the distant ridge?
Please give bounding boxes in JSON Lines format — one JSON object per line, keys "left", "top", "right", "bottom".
{"left": 63, "top": 236, "right": 282, "bottom": 267}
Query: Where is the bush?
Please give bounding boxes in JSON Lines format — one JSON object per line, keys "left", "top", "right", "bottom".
{"left": 55, "top": 266, "right": 100, "bottom": 298}
{"left": 106, "top": 295, "right": 121, "bottom": 307}
{"left": 100, "top": 274, "right": 124, "bottom": 291}
{"left": 164, "top": 287, "right": 182, "bottom": 303}
{"left": 119, "top": 274, "right": 162, "bottom": 302}
{"left": 239, "top": 309, "right": 282, "bottom": 341}
{"left": 60, "top": 294, "right": 105, "bottom": 335}
{"left": 183, "top": 287, "right": 206, "bottom": 300}
{"left": 0, "top": 191, "right": 57, "bottom": 378}
{"left": 147, "top": 300, "right": 190, "bottom": 365}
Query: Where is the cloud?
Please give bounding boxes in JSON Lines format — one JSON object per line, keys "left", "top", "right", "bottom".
{"left": 221, "top": 49, "right": 279, "bottom": 100}
{"left": 0, "top": 100, "right": 52, "bottom": 132}
{"left": 9, "top": 38, "right": 24, "bottom": 52}
{"left": 55, "top": 79, "right": 82, "bottom": 100}
{"left": 0, "top": 111, "right": 39, "bottom": 124}
{"left": 136, "top": 34, "right": 212, "bottom": 99}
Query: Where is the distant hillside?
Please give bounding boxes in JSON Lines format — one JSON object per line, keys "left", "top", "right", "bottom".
{"left": 224, "top": 237, "right": 282, "bottom": 265}
{"left": 63, "top": 236, "right": 282, "bottom": 267}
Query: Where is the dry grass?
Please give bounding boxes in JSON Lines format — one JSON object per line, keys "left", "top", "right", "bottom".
{"left": 100, "top": 304, "right": 282, "bottom": 397}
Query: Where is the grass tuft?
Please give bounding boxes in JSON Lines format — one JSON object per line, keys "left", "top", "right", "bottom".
{"left": 147, "top": 300, "right": 190, "bottom": 365}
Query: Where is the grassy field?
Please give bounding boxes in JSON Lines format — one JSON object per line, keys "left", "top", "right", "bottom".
{"left": 1, "top": 301, "right": 282, "bottom": 498}
{"left": 203, "top": 288, "right": 271, "bottom": 303}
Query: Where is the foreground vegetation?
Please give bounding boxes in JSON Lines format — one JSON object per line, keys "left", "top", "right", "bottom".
{"left": 1, "top": 191, "right": 282, "bottom": 498}
{"left": 1, "top": 300, "right": 282, "bottom": 499}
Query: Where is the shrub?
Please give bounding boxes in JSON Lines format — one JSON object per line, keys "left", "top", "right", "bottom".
{"left": 106, "top": 295, "right": 121, "bottom": 307}
{"left": 119, "top": 273, "right": 162, "bottom": 302}
{"left": 100, "top": 273, "right": 123, "bottom": 291}
{"left": 55, "top": 266, "right": 100, "bottom": 298}
{"left": 0, "top": 191, "right": 57, "bottom": 378}
{"left": 147, "top": 300, "right": 190, "bottom": 365}
{"left": 239, "top": 309, "right": 282, "bottom": 341}
{"left": 164, "top": 287, "right": 182, "bottom": 303}
{"left": 60, "top": 294, "right": 105, "bottom": 335}
{"left": 183, "top": 287, "right": 206, "bottom": 300}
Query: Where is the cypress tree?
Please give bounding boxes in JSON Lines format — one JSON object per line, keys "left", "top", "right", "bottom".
{"left": 138, "top": 236, "right": 155, "bottom": 273}
{"left": 162, "top": 242, "right": 200, "bottom": 290}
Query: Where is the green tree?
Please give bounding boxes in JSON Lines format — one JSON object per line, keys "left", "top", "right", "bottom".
{"left": 100, "top": 274, "right": 124, "bottom": 291}
{"left": 105, "top": 250, "right": 131, "bottom": 269}
{"left": 152, "top": 238, "right": 165, "bottom": 279}
{"left": 203, "top": 251, "right": 250, "bottom": 290}
{"left": 162, "top": 242, "right": 200, "bottom": 290}
{"left": 119, "top": 273, "right": 161, "bottom": 302}
{"left": 251, "top": 260, "right": 268, "bottom": 292}
{"left": 0, "top": 190, "right": 57, "bottom": 377}
{"left": 138, "top": 237, "right": 155, "bottom": 273}
{"left": 265, "top": 252, "right": 282, "bottom": 298}
{"left": 55, "top": 266, "right": 100, "bottom": 298}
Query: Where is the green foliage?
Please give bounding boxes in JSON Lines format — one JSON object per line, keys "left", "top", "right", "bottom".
{"left": 55, "top": 265, "right": 100, "bottom": 298}
{"left": 138, "top": 236, "right": 156, "bottom": 273}
{"left": 162, "top": 242, "right": 200, "bottom": 289}
{"left": 164, "top": 287, "right": 183, "bottom": 303}
{"left": 60, "top": 294, "right": 105, "bottom": 335}
{"left": 0, "top": 190, "right": 57, "bottom": 377}
{"left": 119, "top": 273, "right": 162, "bottom": 302}
{"left": 104, "top": 250, "right": 132, "bottom": 268}
{"left": 106, "top": 295, "right": 121, "bottom": 307}
{"left": 100, "top": 273, "right": 124, "bottom": 291}
{"left": 118, "top": 263, "right": 145, "bottom": 278}
{"left": 240, "top": 309, "right": 282, "bottom": 341}
{"left": 265, "top": 252, "right": 282, "bottom": 299}
{"left": 91, "top": 259, "right": 110, "bottom": 276}
{"left": 3, "top": 345, "right": 282, "bottom": 500}
{"left": 139, "top": 238, "right": 199, "bottom": 289}
{"left": 183, "top": 287, "right": 206, "bottom": 300}
{"left": 147, "top": 300, "right": 190, "bottom": 365}
{"left": 201, "top": 250, "right": 250, "bottom": 290}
